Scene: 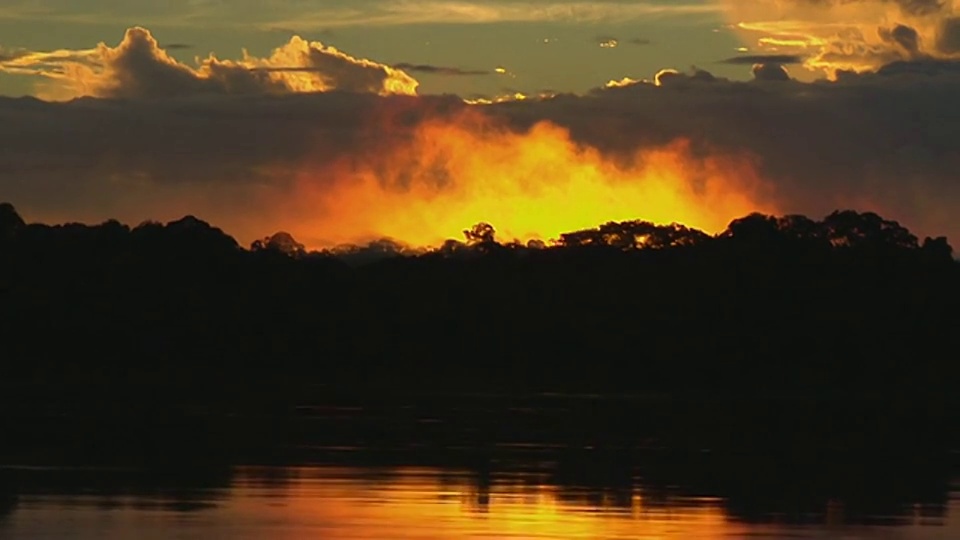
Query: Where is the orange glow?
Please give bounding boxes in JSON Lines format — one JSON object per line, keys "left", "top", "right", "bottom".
{"left": 227, "top": 466, "right": 774, "bottom": 540}
{"left": 289, "top": 109, "right": 776, "bottom": 248}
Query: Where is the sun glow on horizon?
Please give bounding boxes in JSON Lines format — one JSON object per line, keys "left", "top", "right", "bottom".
{"left": 285, "top": 110, "right": 776, "bottom": 249}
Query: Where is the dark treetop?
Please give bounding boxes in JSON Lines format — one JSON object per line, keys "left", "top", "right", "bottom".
{"left": 3, "top": 202, "right": 960, "bottom": 531}
{"left": 0, "top": 202, "right": 957, "bottom": 400}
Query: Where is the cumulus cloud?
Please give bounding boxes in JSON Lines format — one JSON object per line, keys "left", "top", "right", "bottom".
{"left": 2, "top": 26, "right": 960, "bottom": 250}
{"left": 0, "top": 27, "right": 419, "bottom": 100}
{"left": 721, "top": 0, "right": 960, "bottom": 78}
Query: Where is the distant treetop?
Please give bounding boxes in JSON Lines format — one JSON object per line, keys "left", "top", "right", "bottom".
{"left": 0, "top": 202, "right": 954, "bottom": 264}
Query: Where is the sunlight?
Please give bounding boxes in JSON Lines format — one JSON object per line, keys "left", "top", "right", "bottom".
{"left": 290, "top": 110, "right": 775, "bottom": 248}
{"left": 229, "top": 467, "right": 767, "bottom": 540}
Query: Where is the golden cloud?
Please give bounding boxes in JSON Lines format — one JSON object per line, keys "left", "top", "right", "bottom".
{"left": 720, "top": 0, "right": 960, "bottom": 78}
{"left": 0, "top": 27, "right": 419, "bottom": 100}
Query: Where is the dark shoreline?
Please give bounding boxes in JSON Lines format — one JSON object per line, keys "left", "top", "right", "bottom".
{"left": 3, "top": 203, "right": 960, "bottom": 513}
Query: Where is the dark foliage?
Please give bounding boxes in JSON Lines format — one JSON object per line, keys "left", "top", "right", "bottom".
{"left": 1, "top": 205, "right": 959, "bottom": 526}
{"left": 0, "top": 203, "right": 957, "bottom": 400}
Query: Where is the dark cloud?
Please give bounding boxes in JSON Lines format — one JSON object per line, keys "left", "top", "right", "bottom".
{"left": 0, "top": 91, "right": 446, "bottom": 244}
{"left": 721, "top": 54, "right": 806, "bottom": 65}
{"left": 936, "top": 17, "right": 960, "bottom": 53}
{"left": 726, "top": 0, "right": 959, "bottom": 77}
{"left": 393, "top": 63, "right": 489, "bottom": 76}
{"left": 751, "top": 63, "right": 792, "bottom": 81}
{"left": 692, "top": 69, "right": 717, "bottom": 82}
{"left": 522, "top": 61, "right": 960, "bottom": 245}
{"left": 161, "top": 43, "right": 193, "bottom": 50}
{"left": 880, "top": 24, "right": 921, "bottom": 55}
{"left": 875, "top": 57, "right": 960, "bottom": 75}
{"left": 2, "top": 31, "right": 960, "bottom": 249}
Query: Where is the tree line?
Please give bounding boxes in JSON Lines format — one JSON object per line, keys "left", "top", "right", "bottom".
{"left": 1, "top": 202, "right": 957, "bottom": 399}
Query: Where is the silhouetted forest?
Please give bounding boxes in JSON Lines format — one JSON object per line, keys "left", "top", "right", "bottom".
{"left": 0, "top": 200, "right": 960, "bottom": 395}
{"left": 3, "top": 201, "right": 960, "bottom": 522}
{"left": 1, "top": 201, "right": 958, "bottom": 399}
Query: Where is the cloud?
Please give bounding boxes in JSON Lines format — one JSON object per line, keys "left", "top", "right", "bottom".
{"left": 258, "top": 1, "right": 724, "bottom": 30}
{"left": 516, "top": 62, "right": 960, "bottom": 245}
{"left": 0, "top": 47, "right": 28, "bottom": 62}
{"left": 0, "top": 1, "right": 724, "bottom": 29}
{"left": 721, "top": 54, "right": 807, "bottom": 65}
{"left": 872, "top": 56, "right": 960, "bottom": 74}
{"left": 0, "top": 26, "right": 418, "bottom": 99}
{"left": 3, "top": 28, "right": 960, "bottom": 251}
{"left": 884, "top": 0, "right": 946, "bottom": 16}
{"left": 751, "top": 63, "right": 793, "bottom": 80}
{"left": 937, "top": 16, "right": 960, "bottom": 52}
{"left": 592, "top": 33, "right": 652, "bottom": 49}
{"left": 880, "top": 23, "right": 922, "bottom": 53}
{"left": 768, "top": 0, "right": 948, "bottom": 16}
{"left": 162, "top": 43, "right": 193, "bottom": 50}
{"left": 720, "top": 0, "right": 960, "bottom": 78}
{"left": 393, "top": 63, "right": 489, "bottom": 76}
{"left": 598, "top": 37, "right": 619, "bottom": 48}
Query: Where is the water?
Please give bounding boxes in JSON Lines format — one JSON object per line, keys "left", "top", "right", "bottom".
{"left": 1, "top": 396, "right": 958, "bottom": 539}
{"left": 1, "top": 464, "right": 958, "bottom": 539}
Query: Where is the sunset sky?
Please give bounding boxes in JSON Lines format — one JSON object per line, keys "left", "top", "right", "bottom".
{"left": 0, "top": 1, "right": 742, "bottom": 99}
{"left": 2, "top": 0, "right": 960, "bottom": 247}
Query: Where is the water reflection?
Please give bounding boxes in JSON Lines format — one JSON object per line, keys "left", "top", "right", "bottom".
{"left": 229, "top": 467, "right": 744, "bottom": 539}
{"left": 3, "top": 396, "right": 960, "bottom": 538}
{"left": 2, "top": 464, "right": 959, "bottom": 540}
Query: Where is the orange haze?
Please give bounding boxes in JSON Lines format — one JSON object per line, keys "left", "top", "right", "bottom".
{"left": 289, "top": 110, "right": 777, "bottom": 248}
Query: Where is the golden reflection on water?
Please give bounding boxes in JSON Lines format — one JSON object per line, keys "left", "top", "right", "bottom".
{"left": 228, "top": 466, "right": 769, "bottom": 539}
{"left": 6, "top": 465, "right": 960, "bottom": 539}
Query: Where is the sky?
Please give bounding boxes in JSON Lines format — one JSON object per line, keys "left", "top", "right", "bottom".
{"left": 0, "top": 0, "right": 742, "bottom": 99}
{"left": 2, "top": 0, "right": 960, "bottom": 248}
